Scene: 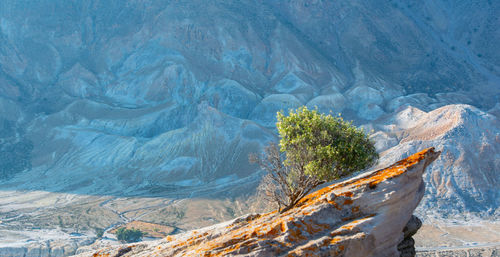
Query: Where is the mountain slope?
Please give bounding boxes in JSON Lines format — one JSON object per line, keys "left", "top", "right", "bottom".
{"left": 373, "top": 105, "right": 500, "bottom": 218}
{"left": 0, "top": 0, "right": 498, "bottom": 254}
{"left": 0, "top": 0, "right": 497, "bottom": 202}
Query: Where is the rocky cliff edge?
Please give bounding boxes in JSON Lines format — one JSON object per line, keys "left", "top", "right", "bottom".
{"left": 76, "top": 148, "right": 440, "bottom": 257}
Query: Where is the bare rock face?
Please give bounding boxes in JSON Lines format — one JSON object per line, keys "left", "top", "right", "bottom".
{"left": 398, "top": 215, "right": 422, "bottom": 257}
{"left": 374, "top": 105, "right": 500, "bottom": 218}
{"left": 75, "top": 148, "right": 440, "bottom": 257}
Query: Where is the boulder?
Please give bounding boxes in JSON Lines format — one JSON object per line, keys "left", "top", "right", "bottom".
{"left": 74, "top": 148, "right": 440, "bottom": 257}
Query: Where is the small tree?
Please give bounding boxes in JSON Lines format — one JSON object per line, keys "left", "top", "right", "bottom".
{"left": 251, "top": 106, "right": 378, "bottom": 213}
{"left": 115, "top": 227, "right": 144, "bottom": 243}
{"left": 95, "top": 228, "right": 105, "bottom": 238}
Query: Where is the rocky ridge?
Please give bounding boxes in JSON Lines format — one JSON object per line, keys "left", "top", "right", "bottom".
{"left": 75, "top": 148, "right": 440, "bottom": 257}
{"left": 371, "top": 104, "right": 500, "bottom": 218}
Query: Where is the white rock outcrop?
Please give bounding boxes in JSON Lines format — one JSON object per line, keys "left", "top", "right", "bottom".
{"left": 376, "top": 105, "right": 500, "bottom": 218}
{"left": 75, "top": 148, "right": 440, "bottom": 257}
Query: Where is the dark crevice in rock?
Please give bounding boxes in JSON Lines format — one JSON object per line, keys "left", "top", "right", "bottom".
{"left": 399, "top": 215, "right": 422, "bottom": 257}
{"left": 113, "top": 246, "right": 132, "bottom": 257}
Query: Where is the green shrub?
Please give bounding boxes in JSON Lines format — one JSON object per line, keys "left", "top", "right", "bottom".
{"left": 95, "top": 228, "right": 104, "bottom": 238}
{"left": 251, "top": 106, "right": 378, "bottom": 212}
{"left": 277, "top": 106, "right": 378, "bottom": 181}
{"left": 115, "top": 227, "right": 144, "bottom": 243}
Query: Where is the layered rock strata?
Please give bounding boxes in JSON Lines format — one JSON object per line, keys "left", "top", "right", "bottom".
{"left": 75, "top": 148, "right": 440, "bottom": 257}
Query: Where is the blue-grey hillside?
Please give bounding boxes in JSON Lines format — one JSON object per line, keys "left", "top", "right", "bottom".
{"left": 0, "top": 0, "right": 497, "bottom": 192}
{"left": 0, "top": 1, "right": 498, "bottom": 254}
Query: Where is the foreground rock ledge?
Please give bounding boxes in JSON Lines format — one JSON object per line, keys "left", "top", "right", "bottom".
{"left": 77, "top": 148, "right": 440, "bottom": 257}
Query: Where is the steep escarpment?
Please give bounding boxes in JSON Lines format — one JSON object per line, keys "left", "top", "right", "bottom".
{"left": 75, "top": 148, "right": 440, "bottom": 257}
{"left": 372, "top": 105, "right": 500, "bottom": 218}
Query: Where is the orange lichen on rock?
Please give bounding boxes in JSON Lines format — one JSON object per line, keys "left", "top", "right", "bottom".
{"left": 352, "top": 148, "right": 434, "bottom": 188}
{"left": 343, "top": 199, "right": 353, "bottom": 205}
{"left": 78, "top": 148, "right": 439, "bottom": 257}
{"left": 257, "top": 221, "right": 283, "bottom": 237}
{"left": 287, "top": 226, "right": 307, "bottom": 242}
{"left": 172, "top": 148, "right": 434, "bottom": 256}
{"left": 327, "top": 199, "right": 342, "bottom": 210}
{"left": 297, "top": 183, "right": 337, "bottom": 206}
{"left": 340, "top": 191, "right": 353, "bottom": 197}
{"left": 297, "top": 148, "right": 437, "bottom": 208}
{"left": 287, "top": 237, "right": 345, "bottom": 257}
{"left": 92, "top": 252, "right": 110, "bottom": 257}
{"left": 325, "top": 237, "right": 342, "bottom": 246}
{"left": 301, "top": 220, "right": 330, "bottom": 235}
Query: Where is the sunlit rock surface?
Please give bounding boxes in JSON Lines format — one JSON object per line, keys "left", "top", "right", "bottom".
{"left": 374, "top": 105, "right": 500, "bottom": 218}
{"left": 74, "top": 148, "right": 439, "bottom": 257}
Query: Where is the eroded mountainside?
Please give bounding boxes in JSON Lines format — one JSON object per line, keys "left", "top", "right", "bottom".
{"left": 373, "top": 105, "right": 500, "bottom": 218}
{"left": 0, "top": 0, "right": 499, "bottom": 254}
{"left": 0, "top": 0, "right": 498, "bottom": 213}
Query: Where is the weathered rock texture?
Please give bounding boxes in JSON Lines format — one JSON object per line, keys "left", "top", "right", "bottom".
{"left": 0, "top": 1, "right": 498, "bottom": 252}
{"left": 398, "top": 215, "right": 422, "bottom": 257}
{"left": 75, "top": 148, "right": 440, "bottom": 257}
{"left": 374, "top": 105, "right": 500, "bottom": 218}
{"left": 0, "top": 1, "right": 499, "bottom": 249}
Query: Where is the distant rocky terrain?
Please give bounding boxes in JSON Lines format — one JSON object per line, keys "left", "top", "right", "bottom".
{"left": 417, "top": 246, "right": 500, "bottom": 257}
{"left": 372, "top": 105, "right": 499, "bottom": 219}
{"left": 0, "top": 0, "right": 499, "bottom": 255}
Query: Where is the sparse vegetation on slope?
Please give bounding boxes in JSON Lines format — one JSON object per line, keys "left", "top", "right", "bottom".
{"left": 115, "top": 227, "right": 145, "bottom": 243}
